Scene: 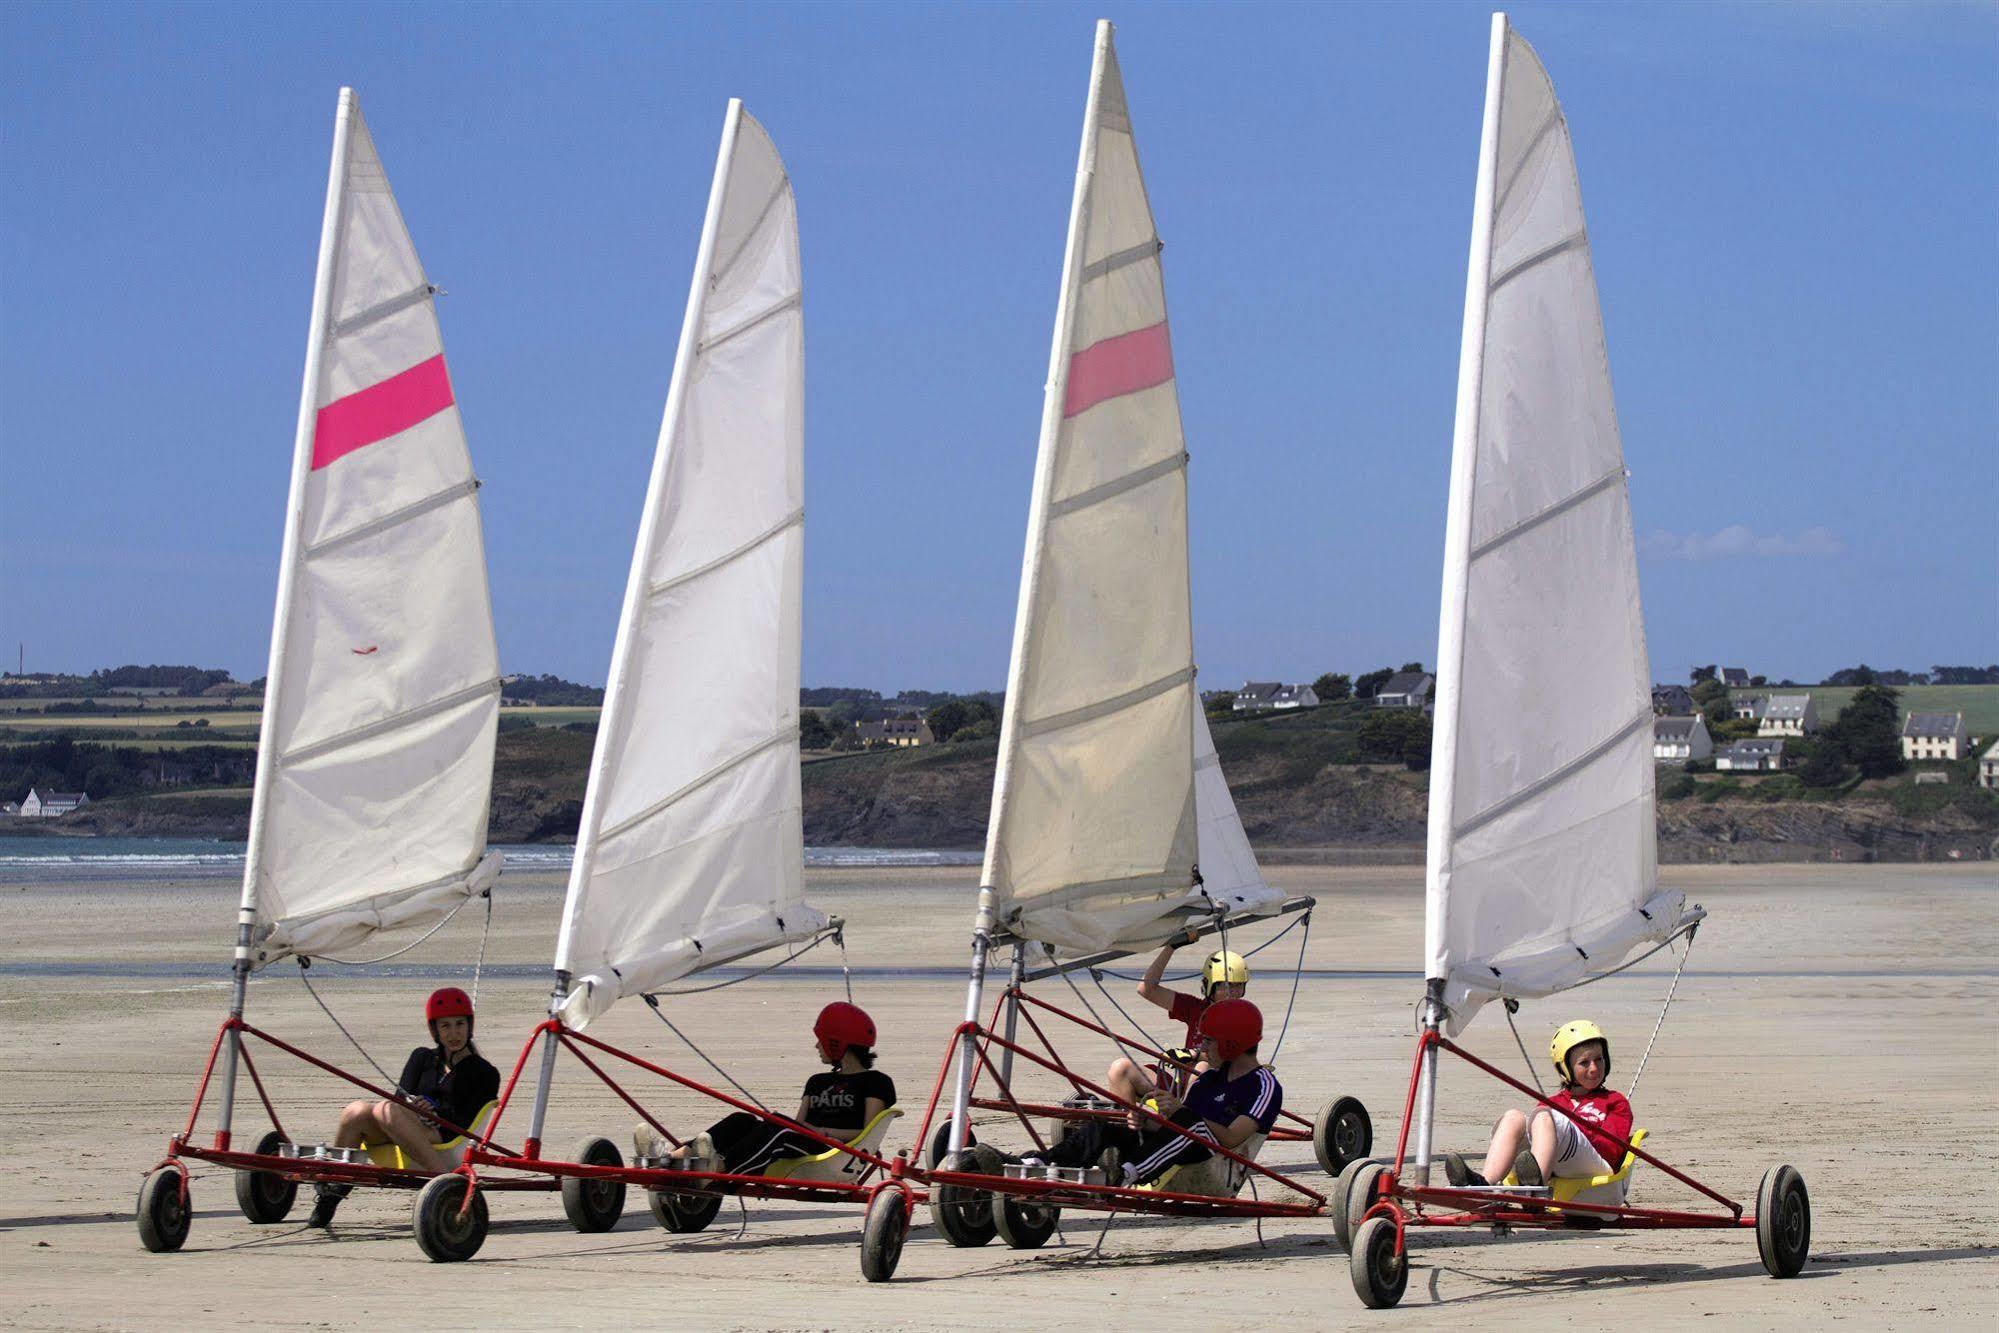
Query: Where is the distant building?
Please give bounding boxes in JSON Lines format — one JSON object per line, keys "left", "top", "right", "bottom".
{"left": 1715, "top": 739, "right": 1785, "bottom": 772}
{"left": 1, "top": 802, "right": 16, "bottom": 816}
{"left": 1757, "top": 693, "right": 1819, "bottom": 737}
{"left": 1720, "top": 667, "right": 1751, "bottom": 689}
{"left": 1902, "top": 712, "right": 1968, "bottom": 762}
{"left": 1732, "top": 694, "right": 1767, "bottom": 722}
{"left": 1653, "top": 715, "right": 1712, "bottom": 765}
{"left": 856, "top": 715, "right": 933, "bottom": 748}
{"left": 1980, "top": 740, "right": 1999, "bottom": 791}
{"left": 1652, "top": 684, "right": 1696, "bottom": 716}
{"left": 20, "top": 788, "right": 89, "bottom": 817}
{"left": 1233, "top": 681, "right": 1320, "bottom": 712}
{"left": 1912, "top": 771, "right": 1950, "bottom": 786}
{"left": 1371, "top": 672, "right": 1433, "bottom": 710}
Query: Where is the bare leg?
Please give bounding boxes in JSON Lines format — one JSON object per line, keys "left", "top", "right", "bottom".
{"left": 1106, "top": 1058, "right": 1156, "bottom": 1128}
{"left": 330, "top": 1099, "right": 380, "bottom": 1149}
{"left": 1478, "top": 1108, "right": 1528, "bottom": 1183}
{"left": 367, "top": 1098, "right": 452, "bottom": 1173}
{"left": 1528, "top": 1108, "right": 1560, "bottom": 1178}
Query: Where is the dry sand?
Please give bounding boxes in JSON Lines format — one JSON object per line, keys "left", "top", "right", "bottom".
{"left": 2, "top": 862, "right": 1994, "bottom": 1329}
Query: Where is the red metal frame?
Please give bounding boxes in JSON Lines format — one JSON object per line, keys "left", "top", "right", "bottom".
{"left": 902, "top": 988, "right": 1328, "bottom": 1220}
{"left": 1360, "top": 1029, "right": 1755, "bottom": 1248}
{"left": 454, "top": 1017, "right": 925, "bottom": 1211}
{"left": 159, "top": 1015, "right": 558, "bottom": 1195}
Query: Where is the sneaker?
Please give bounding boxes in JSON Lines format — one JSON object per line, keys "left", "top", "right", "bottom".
{"left": 688, "top": 1132, "right": 717, "bottom": 1168}
{"left": 1443, "top": 1152, "right": 1486, "bottom": 1188}
{"left": 305, "top": 1183, "right": 350, "bottom": 1228}
{"left": 633, "top": 1123, "right": 669, "bottom": 1160}
{"left": 1511, "top": 1148, "right": 1545, "bottom": 1187}
{"left": 1017, "top": 1154, "right": 1048, "bottom": 1170}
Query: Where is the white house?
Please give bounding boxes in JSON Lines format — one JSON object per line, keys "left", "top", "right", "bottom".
{"left": 1758, "top": 693, "right": 1819, "bottom": 737}
{"left": 855, "top": 716, "right": 933, "bottom": 748}
{"left": 20, "top": 788, "right": 89, "bottom": 817}
{"left": 1652, "top": 684, "right": 1696, "bottom": 716}
{"left": 1980, "top": 740, "right": 1998, "bottom": 791}
{"left": 1233, "top": 681, "right": 1319, "bottom": 712}
{"left": 1653, "top": 715, "right": 1712, "bottom": 765}
{"left": 1902, "top": 712, "right": 1969, "bottom": 762}
{"left": 1732, "top": 694, "right": 1767, "bottom": 722}
{"left": 1372, "top": 672, "right": 1433, "bottom": 710}
{"left": 1716, "top": 739, "right": 1785, "bottom": 772}
{"left": 1720, "top": 667, "right": 1751, "bottom": 689}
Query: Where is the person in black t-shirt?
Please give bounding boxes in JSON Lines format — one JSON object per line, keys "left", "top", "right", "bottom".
{"left": 635, "top": 1001, "right": 895, "bottom": 1177}
{"left": 307, "top": 987, "right": 501, "bottom": 1227}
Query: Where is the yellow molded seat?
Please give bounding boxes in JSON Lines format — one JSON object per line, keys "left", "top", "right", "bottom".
{"left": 1504, "top": 1126, "right": 1647, "bottom": 1208}
{"left": 363, "top": 1099, "right": 500, "bottom": 1171}
{"left": 1138, "top": 1131, "right": 1268, "bottom": 1199}
{"left": 760, "top": 1107, "right": 901, "bottom": 1183}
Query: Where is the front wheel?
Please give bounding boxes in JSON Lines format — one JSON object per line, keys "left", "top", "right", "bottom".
{"left": 1313, "top": 1096, "right": 1373, "bottom": 1176}
{"left": 929, "top": 1145, "right": 1001, "bottom": 1247}
{"left": 1349, "top": 1215, "right": 1409, "bottom": 1309}
{"left": 413, "top": 1173, "right": 488, "bottom": 1263}
{"left": 137, "top": 1167, "right": 190, "bottom": 1253}
{"left": 992, "top": 1193, "right": 1059, "bottom": 1249}
{"left": 926, "top": 1117, "right": 978, "bottom": 1170}
{"left": 860, "top": 1188, "right": 909, "bottom": 1283}
{"left": 560, "top": 1136, "right": 627, "bottom": 1233}
{"left": 649, "top": 1188, "right": 724, "bottom": 1234}
{"left": 1755, "top": 1165, "right": 1811, "bottom": 1278}
{"left": 235, "top": 1129, "right": 298, "bottom": 1224}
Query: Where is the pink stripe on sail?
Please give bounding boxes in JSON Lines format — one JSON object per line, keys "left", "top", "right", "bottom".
{"left": 311, "top": 354, "right": 455, "bottom": 470}
{"left": 1062, "top": 322, "right": 1173, "bottom": 418}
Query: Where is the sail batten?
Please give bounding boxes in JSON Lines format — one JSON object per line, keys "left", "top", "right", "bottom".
{"left": 1424, "top": 17, "right": 1678, "bottom": 1030}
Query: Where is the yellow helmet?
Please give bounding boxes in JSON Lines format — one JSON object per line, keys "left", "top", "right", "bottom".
{"left": 1550, "top": 1019, "right": 1611, "bottom": 1084}
{"left": 1201, "top": 950, "right": 1249, "bottom": 996}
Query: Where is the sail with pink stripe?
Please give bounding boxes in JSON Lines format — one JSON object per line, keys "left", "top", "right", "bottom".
{"left": 981, "top": 22, "right": 1272, "bottom": 953}
{"left": 239, "top": 89, "right": 501, "bottom": 966}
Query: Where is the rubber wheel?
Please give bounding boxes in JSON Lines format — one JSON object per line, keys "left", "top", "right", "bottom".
{"left": 234, "top": 1129, "right": 298, "bottom": 1224}
{"left": 992, "top": 1193, "right": 1059, "bottom": 1250}
{"left": 1350, "top": 1215, "right": 1409, "bottom": 1309}
{"left": 648, "top": 1187, "right": 724, "bottom": 1234}
{"left": 929, "top": 1145, "right": 1002, "bottom": 1247}
{"left": 137, "top": 1167, "right": 190, "bottom": 1253}
{"left": 1331, "top": 1156, "right": 1379, "bottom": 1253}
{"left": 860, "top": 1189, "right": 908, "bottom": 1283}
{"left": 1313, "top": 1096, "right": 1373, "bottom": 1176}
{"left": 413, "top": 1173, "right": 488, "bottom": 1263}
{"left": 926, "top": 1116, "right": 977, "bottom": 1170}
{"left": 1755, "top": 1164, "right": 1811, "bottom": 1278}
{"left": 1344, "top": 1162, "right": 1388, "bottom": 1250}
{"left": 560, "top": 1135, "right": 627, "bottom": 1233}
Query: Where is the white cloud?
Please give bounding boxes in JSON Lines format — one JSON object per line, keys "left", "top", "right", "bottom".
{"left": 1639, "top": 525, "right": 1846, "bottom": 561}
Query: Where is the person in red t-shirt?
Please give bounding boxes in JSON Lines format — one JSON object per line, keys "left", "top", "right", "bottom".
{"left": 1103, "top": 930, "right": 1250, "bottom": 1126}
{"left": 1445, "top": 1019, "right": 1634, "bottom": 1189}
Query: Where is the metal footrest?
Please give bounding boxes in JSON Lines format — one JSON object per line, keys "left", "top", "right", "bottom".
{"left": 1004, "top": 1162, "right": 1106, "bottom": 1186}
{"left": 278, "top": 1143, "right": 368, "bottom": 1165}
{"left": 1430, "top": 1183, "right": 1552, "bottom": 1198}
{"left": 636, "top": 1153, "right": 722, "bottom": 1175}
{"left": 1058, "top": 1095, "right": 1119, "bottom": 1113}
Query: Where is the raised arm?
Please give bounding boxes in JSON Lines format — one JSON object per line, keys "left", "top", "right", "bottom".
{"left": 1136, "top": 928, "right": 1200, "bottom": 1011}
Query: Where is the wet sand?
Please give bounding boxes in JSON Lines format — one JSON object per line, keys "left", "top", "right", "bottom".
{"left": 2, "top": 863, "right": 1994, "bottom": 1329}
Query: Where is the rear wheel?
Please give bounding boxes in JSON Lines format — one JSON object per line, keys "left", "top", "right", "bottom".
{"left": 648, "top": 1187, "right": 724, "bottom": 1234}
{"left": 992, "top": 1193, "right": 1059, "bottom": 1249}
{"left": 929, "top": 1145, "right": 1002, "bottom": 1247}
{"left": 1755, "top": 1165, "right": 1811, "bottom": 1278}
{"left": 859, "top": 1188, "right": 908, "bottom": 1282}
{"left": 413, "top": 1173, "right": 488, "bottom": 1263}
{"left": 234, "top": 1130, "right": 298, "bottom": 1224}
{"left": 1312, "top": 1096, "right": 1373, "bottom": 1176}
{"left": 560, "top": 1136, "right": 627, "bottom": 1233}
{"left": 1344, "top": 1162, "right": 1389, "bottom": 1249}
{"left": 1349, "top": 1215, "right": 1408, "bottom": 1309}
{"left": 1331, "top": 1156, "right": 1379, "bottom": 1253}
{"left": 137, "top": 1167, "right": 190, "bottom": 1253}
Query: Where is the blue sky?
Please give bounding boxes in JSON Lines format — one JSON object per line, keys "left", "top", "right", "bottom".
{"left": 3, "top": 1, "right": 1993, "bottom": 692}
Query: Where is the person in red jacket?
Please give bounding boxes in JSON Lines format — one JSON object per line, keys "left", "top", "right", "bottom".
{"left": 1103, "top": 930, "right": 1249, "bottom": 1127}
{"left": 1445, "top": 1019, "right": 1633, "bottom": 1188}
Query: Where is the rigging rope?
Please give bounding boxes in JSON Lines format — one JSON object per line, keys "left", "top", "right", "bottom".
{"left": 1088, "top": 967, "right": 1167, "bottom": 1055}
{"left": 1627, "top": 926, "right": 1696, "bottom": 1099}
{"left": 1503, "top": 998, "right": 1546, "bottom": 1096}
{"left": 1094, "top": 910, "right": 1309, "bottom": 983}
{"left": 651, "top": 926, "right": 841, "bottom": 997}
{"left": 470, "top": 888, "right": 494, "bottom": 1007}
{"left": 835, "top": 926, "right": 854, "bottom": 1004}
{"left": 1264, "top": 911, "right": 1311, "bottom": 1067}
{"left": 642, "top": 995, "right": 769, "bottom": 1112}
{"left": 309, "top": 885, "right": 483, "bottom": 966}
{"left": 297, "top": 961, "right": 394, "bottom": 1085}
{"left": 1050, "top": 952, "right": 1131, "bottom": 1066}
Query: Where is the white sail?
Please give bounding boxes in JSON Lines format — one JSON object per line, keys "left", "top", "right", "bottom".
{"left": 244, "top": 89, "right": 501, "bottom": 967}
{"left": 981, "top": 21, "right": 1201, "bottom": 954}
{"left": 553, "top": 103, "right": 818, "bottom": 1028}
{"left": 1425, "top": 16, "right": 1680, "bottom": 1031}
{"left": 1191, "top": 709, "right": 1282, "bottom": 921}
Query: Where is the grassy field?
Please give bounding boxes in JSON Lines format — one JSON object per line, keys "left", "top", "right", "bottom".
{"left": 1733, "top": 684, "right": 1999, "bottom": 735}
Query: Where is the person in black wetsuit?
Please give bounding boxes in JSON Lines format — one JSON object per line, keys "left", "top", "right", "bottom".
{"left": 307, "top": 986, "right": 501, "bottom": 1227}
{"left": 634, "top": 1002, "right": 895, "bottom": 1176}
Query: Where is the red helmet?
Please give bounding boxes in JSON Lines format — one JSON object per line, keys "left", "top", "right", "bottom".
{"left": 813, "top": 1001, "right": 876, "bottom": 1063}
{"left": 1199, "top": 999, "right": 1263, "bottom": 1063}
{"left": 425, "top": 987, "right": 475, "bottom": 1025}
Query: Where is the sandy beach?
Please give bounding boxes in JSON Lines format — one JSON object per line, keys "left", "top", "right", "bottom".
{"left": 2, "top": 861, "right": 1994, "bottom": 1329}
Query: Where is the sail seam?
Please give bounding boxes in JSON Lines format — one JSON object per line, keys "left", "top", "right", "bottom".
{"left": 1468, "top": 467, "right": 1624, "bottom": 563}
{"left": 712, "top": 175, "right": 791, "bottom": 282}
{"left": 595, "top": 727, "right": 799, "bottom": 845}
{"left": 305, "top": 478, "right": 480, "bottom": 559}
{"left": 1047, "top": 452, "right": 1187, "bottom": 521}
{"left": 267, "top": 850, "right": 497, "bottom": 937}
{"left": 1453, "top": 708, "right": 1653, "bottom": 840}
{"left": 1018, "top": 666, "right": 1195, "bottom": 740}
{"left": 278, "top": 677, "right": 501, "bottom": 768}
{"left": 1082, "top": 239, "right": 1162, "bottom": 284}
{"left": 1488, "top": 230, "right": 1587, "bottom": 294}
{"left": 698, "top": 291, "right": 801, "bottom": 355}
{"left": 1493, "top": 106, "right": 1563, "bottom": 215}
{"left": 329, "top": 283, "right": 435, "bottom": 339}
{"left": 646, "top": 508, "right": 803, "bottom": 601}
